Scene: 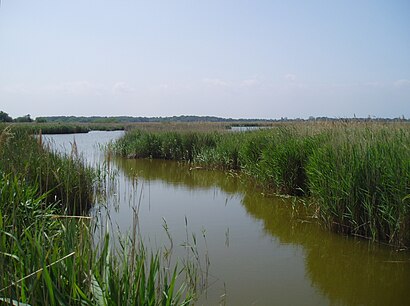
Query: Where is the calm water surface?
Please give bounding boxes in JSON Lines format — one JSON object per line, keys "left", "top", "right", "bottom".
{"left": 45, "top": 131, "right": 410, "bottom": 306}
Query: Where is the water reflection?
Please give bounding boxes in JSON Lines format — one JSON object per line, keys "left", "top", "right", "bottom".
{"left": 114, "top": 157, "right": 410, "bottom": 306}
{"left": 242, "top": 192, "right": 410, "bottom": 306}
{"left": 45, "top": 132, "right": 410, "bottom": 306}
{"left": 113, "top": 157, "right": 243, "bottom": 193}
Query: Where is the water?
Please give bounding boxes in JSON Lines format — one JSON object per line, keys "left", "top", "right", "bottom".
{"left": 45, "top": 131, "right": 410, "bottom": 306}
{"left": 230, "top": 126, "right": 270, "bottom": 132}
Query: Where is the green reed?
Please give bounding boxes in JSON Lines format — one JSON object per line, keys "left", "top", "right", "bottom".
{"left": 0, "top": 126, "right": 195, "bottom": 305}
{"left": 114, "top": 130, "right": 220, "bottom": 161}
{"left": 4, "top": 123, "right": 90, "bottom": 134}
{"left": 307, "top": 126, "right": 410, "bottom": 246}
{"left": 0, "top": 176, "right": 193, "bottom": 305}
{"left": 114, "top": 122, "right": 410, "bottom": 246}
{"left": 0, "top": 127, "right": 94, "bottom": 214}
{"left": 0, "top": 122, "right": 127, "bottom": 135}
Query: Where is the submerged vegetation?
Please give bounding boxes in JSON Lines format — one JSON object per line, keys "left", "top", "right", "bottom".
{"left": 0, "top": 126, "right": 195, "bottom": 305}
{"left": 114, "top": 122, "right": 410, "bottom": 247}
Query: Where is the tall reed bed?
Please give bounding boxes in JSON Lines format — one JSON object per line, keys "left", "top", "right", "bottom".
{"left": 239, "top": 128, "right": 322, "bottom": 195}
{"left": 115, "top": 130, "right": 220, "bottom": 161}
{"left": 307, "top": 126, "right": 410, "bottom": 246}
{"left": 0, "top": 127, "right": 195, "bottom": 305}
{"left": 2, "top": 122, "right": 128, "bottom": 135}
{"left": 114, "top": 127, "right": 319, "bottom": 194}
{"left": 0, "top": 175, "right": 193, "bottom": 305}
{"left": 0, "top": 127, "right": 94, "bottom": 214}
{"left": 114, "top": 122, "right": 410, "bottom": 246}
{"left": 6, "top": 123, "right": 91, "bottom": 134}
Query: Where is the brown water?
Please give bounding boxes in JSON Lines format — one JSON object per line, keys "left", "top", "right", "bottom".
{"left": 46, "top": 131, "right": 410, "bottom": 306}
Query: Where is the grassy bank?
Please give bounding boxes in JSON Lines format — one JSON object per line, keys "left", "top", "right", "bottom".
{"left": 1, "top": 122, "right": 126, "bottom": 135}
{"left": 113, "top": 122, "right": 410, "bottom": 247}
{"left": 1, "top": 121, "right": 269, "bottom": 135}
{"left": 0, "top": 127, "right": 194, "bottom": 305}
{"left": 2, "top": 123, "right": 91, "bottom": 134}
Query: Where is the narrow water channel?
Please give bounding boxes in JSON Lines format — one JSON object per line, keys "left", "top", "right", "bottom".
{"left": 45, "top": 131, "right": 410, "bottom": 306}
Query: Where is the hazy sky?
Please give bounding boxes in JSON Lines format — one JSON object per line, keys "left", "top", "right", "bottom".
{"left": 0, "top": 1, "right": 409, "bottom": 119}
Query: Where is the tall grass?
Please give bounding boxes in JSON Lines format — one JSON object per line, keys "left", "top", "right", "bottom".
{"left": 115, "top": 130, "right": 220, "bottom": 161}
{"left": 5, "top": 123, "right": 91, "bottom": 134}
{"left": 0, "top": 127, "right": 94, "bottom": 214}
{"left": 1, "top": 122, "right": 127, "bottom": 135}
{"left": 114, "top": 122, "right": 410, "bottom": 247}
{"left": 251, "top": 128, "right": 321, "bottom": 195}
{"left": 0, "top": 126, "right": 195, "bottom": 305}
{"left": 307, "top": 126, "right": 410, "bottom": 246}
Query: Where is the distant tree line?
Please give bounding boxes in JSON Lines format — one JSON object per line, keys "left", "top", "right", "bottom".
{"left": 35, "top": 115, "right": 410, "bottom": 123}
{"left": 34, "top": 115, "right": 270, "bottom": 123}
{"left": 0, "top": 111, "right": 13, "bottom": 122}
{"left": 0, "top": 111, "right": 34, "bottom": 123}
{"left": 1, "top": 110, "right": 408, "bottom": 124}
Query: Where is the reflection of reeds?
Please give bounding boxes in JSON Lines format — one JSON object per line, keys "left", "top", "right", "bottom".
{"left": 114, "top": 122, "right": 410, "bottom": 246}
{"left": 241, "top": 189, "right": 410, "bottom": 306}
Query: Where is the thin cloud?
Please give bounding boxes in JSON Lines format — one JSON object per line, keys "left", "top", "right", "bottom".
{"left": 241, "top": 79, "right": 260, "bottom": 87}
{"left": 0, "top": 84, "right": 30, "bottom": 94}
{"left": 363, "top": 81, "right": 384, "bottom": 88}
{"left": 284, "top": 73, "right": 297, "bottom": 81}
{"left": 112, "top": 82, "right": 135, "bottom": 94}
{"left": 203, "top": 78, "right": 230, "bottom": 87}
{"left": 394, "top": 79, "right": 410, "bottom": 88}
{"left": 51, "top": 81, "right": 102, "bottom": 95}
{"left": 1, "top": 82, "right": 103, "bottom": 96}
{"left": 159, "top": 84, "right": 170, "bottom": 90}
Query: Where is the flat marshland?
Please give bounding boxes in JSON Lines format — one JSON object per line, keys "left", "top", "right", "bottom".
{"left": 114, "top": 121, "right": 410, "bottom": 247}
{"left": 4, "top": 122, "right": 126, "bottom": 134}
{"left": 1, "top": 120, "right": 409, "bottom": 305}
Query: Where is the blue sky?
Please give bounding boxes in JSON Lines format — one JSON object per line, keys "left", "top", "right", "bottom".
{"left": 0, "top": 0, "right": 409, "bottom": 119}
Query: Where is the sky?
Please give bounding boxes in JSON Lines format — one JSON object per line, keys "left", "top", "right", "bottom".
{"left": 0, "top": 0, "right": 409, "bottom": 119}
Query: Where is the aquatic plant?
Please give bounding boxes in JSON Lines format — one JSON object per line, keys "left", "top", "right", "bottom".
{"left": 0, "top": 127, "right": 196, "bottom": 305}
{"left": 114, "top": 122, "right": 410, "bottom": 246}
{"left": 0, "top": 128, "right": 94, "bottom": 214}
{"left": 307, "top": 126, "right": 410, "bottom": 246}
{"left": 115, "top": 130, "right": 220, "bottom": 162}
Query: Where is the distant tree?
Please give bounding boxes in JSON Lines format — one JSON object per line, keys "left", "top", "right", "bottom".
{"left": 0, "top": 111, "right": 13, "bottom": 122}
{"left": 35, "top": 117, "right": 47, "bottom": 123}
{"left": 94, "top": 117, "right": 118, "bottom": 123}
{"left": 14, "top": 114, "right": 33, "bottom": 123}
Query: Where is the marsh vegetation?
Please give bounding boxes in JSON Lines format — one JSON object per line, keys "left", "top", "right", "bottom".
{"left": 1, "top": 121, "right": 409, "bottom": 305}
{"left": 114, "top": 122, "right": 410, "bottom": 247}
{"left": 0, "top": 126, "right": 195, "bottom": 305}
